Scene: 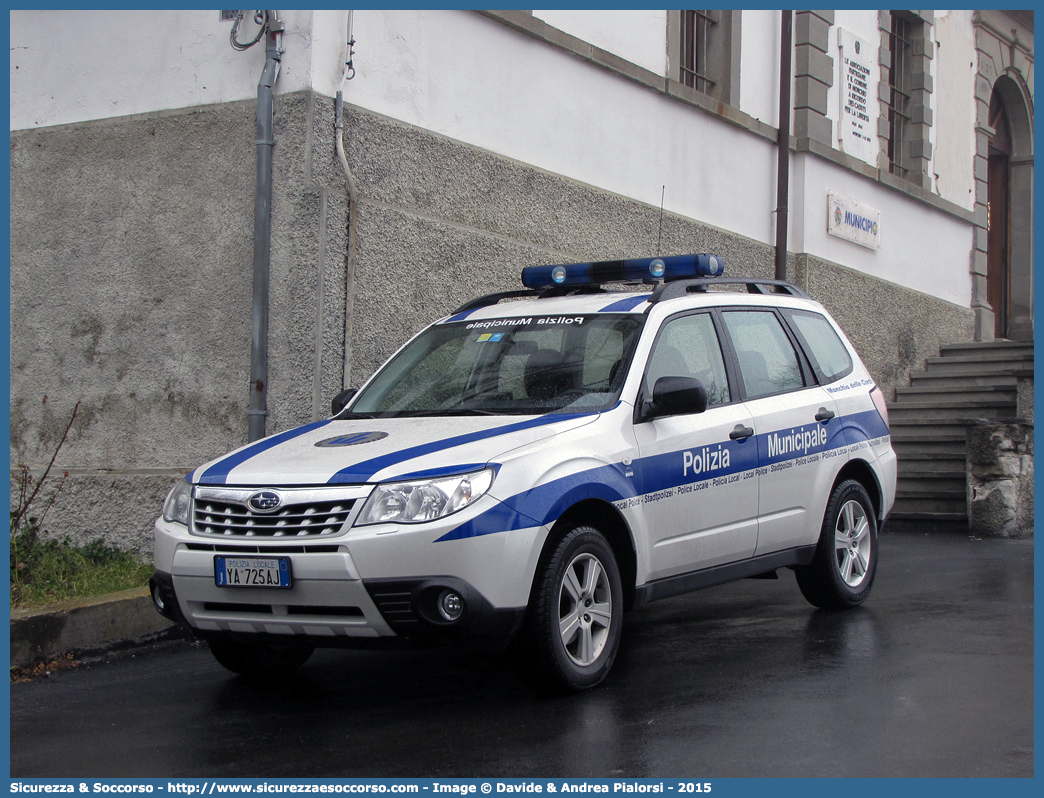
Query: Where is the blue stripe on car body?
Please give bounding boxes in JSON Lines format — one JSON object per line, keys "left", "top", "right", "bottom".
{"left": 198, "top": 420, "right": 332, "bottom": 485}
{"left": 326, "top": 412, "right": 597, "bottom": 484}
{"left": 441, "top": 309, "right": 477, "bottom": 324}
{"left": 437, "top": 411, "right": 888, "bottom": 542}
{"left": 838, "top": 408, "right": 890, "bottom": 443}
{"left": 381, "top": 463, "right": 496, "bottom": 482}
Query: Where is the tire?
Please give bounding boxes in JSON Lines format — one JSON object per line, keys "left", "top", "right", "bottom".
{"left": 207, "top": 635, "right": 314, "bottom": 679}
{"left": 795, "top": 479, "right": 878, "bottom": 610}
{"left": 515, "top": 526, "right": 624, "bottom": 693}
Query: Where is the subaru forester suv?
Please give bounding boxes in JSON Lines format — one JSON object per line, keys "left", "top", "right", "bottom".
{"left": 152, "top": 254, "right": 896, "bottom": 692}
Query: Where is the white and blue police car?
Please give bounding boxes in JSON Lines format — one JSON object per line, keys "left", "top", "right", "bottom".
{"left": 152, "top": 254, "right": 896, "bottom": 692}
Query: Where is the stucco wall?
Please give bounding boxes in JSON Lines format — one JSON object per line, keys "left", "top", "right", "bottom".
{"left": 792, "top": 256, "right": 974, "bottom": 397}
{"left": 9, "top": 92, "right": 350, "bottom": 554}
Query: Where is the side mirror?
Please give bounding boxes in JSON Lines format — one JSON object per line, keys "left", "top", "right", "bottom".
{"left": 331, "top": 388, "right": 357, "bottom": 416}
{"left": 641, "top": 376, "right": 708, "bottom": 421}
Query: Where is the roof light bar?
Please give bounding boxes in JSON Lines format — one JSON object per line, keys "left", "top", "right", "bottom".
{"left": 521, "top": 254, "right": 725, "bottom": 288}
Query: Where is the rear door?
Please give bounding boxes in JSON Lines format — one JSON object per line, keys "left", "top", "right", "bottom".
{"left": 718, "top": 308, "right": 844, "bottom": 555}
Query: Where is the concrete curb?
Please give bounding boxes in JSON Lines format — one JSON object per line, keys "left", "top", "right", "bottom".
{"left": 10, "top": 586, "right": 179, "bottom": 667}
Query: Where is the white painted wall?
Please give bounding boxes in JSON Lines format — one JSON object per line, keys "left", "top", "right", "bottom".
{"left": 532, "top": 10, "right": 667, "bottom": 77}
{"left": 10, "top": 8, "right": 974, "bottom": 307}
{"left": 347, "top": 10, "right": 779, "bottom": 245}
{"left": 933, "top": 10, "right": 977, "bottom": 211}
{"left": 791, "top": 154, "right": 972, "bottom": 306}
{"left": 738, "top": 9, "right": 782, "bottom": 126}
{"left": 9, "top": 10, "right": 333, "bottom": 129}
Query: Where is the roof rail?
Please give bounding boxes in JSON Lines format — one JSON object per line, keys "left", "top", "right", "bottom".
{"left": 452, "top": 290, "right": 543, "bottom": 315}
{"left": 452, "top": 285, "right": 608, "bottom": 315}
{"left": 648, "top": 277, "right": 810, "bottom": 304}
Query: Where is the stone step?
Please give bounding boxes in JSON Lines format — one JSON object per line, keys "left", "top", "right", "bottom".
{"left": 895, "top": 385, "right": 1017, "bottom": 404}
{"left": 925, "top": 353, "right": 1034, "bottom": 373}
{"left": 896, "top": 462, "right": 965, "bottom": 477}
{"left": 893, "top": 463, "right": 964, "bottom": 476}
{"left": 898, "top": 465, "right": 964, "bottom": 477}
{"left": 887, "top": 510, "right": 968, "bottom": 523}
{"left": 891, "top": 439, "right": 967, "bottom": 456}
{"left": 888, "top": 400, "right": 1015, "bottom": 421}
{"left": 890, "top": 419, "right": 971, "bottom": 438}
{"left": 896, "top": 486, "right": 965, "bottom": 499}
{"left": 893, "top": 492, "right": 967, "bottom": 515}
{"left": 896, "top": 451, "right": 965, "bottom": 469}
{"left": 940, "top": 341, "right": 1034, "bottom": 359}
{"left": 897, "top": 481, "right": 966, "bottom": 495}
{"left": 908, "top": 371, "right": 1019, "bottom": 389}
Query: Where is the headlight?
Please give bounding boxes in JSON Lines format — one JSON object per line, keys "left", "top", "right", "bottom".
{"left": 162, "top": 479, "right": 193, "bottom": 525}
{"left": 358, "top": 468, "right": 494, "bottom": 526}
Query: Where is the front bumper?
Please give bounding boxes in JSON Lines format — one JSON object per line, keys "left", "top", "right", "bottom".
{"left": 152, "top": 493, "right": 543, "bottom": 646}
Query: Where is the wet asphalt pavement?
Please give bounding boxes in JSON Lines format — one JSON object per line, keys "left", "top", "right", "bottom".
{"left": 9, "top": 530, "right": 1034, "bottom": 778}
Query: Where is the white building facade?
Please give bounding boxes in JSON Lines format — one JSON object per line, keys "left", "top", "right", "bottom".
{"left": 9, "top": 10, "right": 1034, "bottom": 549}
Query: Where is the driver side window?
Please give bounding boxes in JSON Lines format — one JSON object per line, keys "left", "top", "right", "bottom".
{"left": 646, "top": 313, "right": 731, "bottom": 407}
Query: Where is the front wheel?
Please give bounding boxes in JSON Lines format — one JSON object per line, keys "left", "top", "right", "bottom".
{"left": 795, "top": 480, "right": 878, "bottom": 609}
{"left": 515, "top": 526, "right": 624, "bottom": 693}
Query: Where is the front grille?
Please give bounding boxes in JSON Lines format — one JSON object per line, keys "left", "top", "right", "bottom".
{"left": 193, "top": 498, "right": 355, "bottom": 538}
{"left": 203, "top": 602, "right": 272, "bottom": 614}
{"left": 366, "top": 588, "right": 421, "bottom": 631}
{"left": 287, "top": 605, "right": 363, "bottom": 617}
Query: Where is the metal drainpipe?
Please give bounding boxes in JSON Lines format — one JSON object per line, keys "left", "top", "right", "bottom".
{"left": 249, "top": 13, "right": 283, "bottom": 442}
{"left": 335, "top": 91, "right": 359, "bottom": 391}
{"left": 336, "top": 11, "right": 359, "bottom": 391}
{"left": 775, "top": 10, "right": 793, "bottom": 283}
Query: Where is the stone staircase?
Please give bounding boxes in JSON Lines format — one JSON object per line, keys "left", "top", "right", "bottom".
{"left": 888, "top": 340, "right": 1034, "bottom": 524}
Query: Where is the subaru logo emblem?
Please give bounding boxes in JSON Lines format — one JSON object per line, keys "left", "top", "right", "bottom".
{"left": 247, "top": 490, "right": 282, "bottom": 513}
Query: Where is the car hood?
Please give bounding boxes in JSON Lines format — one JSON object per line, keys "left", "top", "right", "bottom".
{"left": 189, "top": 412, "right": 600, "bottom": 486}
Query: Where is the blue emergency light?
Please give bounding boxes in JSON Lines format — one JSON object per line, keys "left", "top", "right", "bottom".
{"left": 521, "top": 254, "right": 725, "bottom": 288}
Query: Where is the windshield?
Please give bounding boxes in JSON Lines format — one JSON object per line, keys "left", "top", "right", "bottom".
{"left": 345, "top": 313, "right": 645, "bottom": 418}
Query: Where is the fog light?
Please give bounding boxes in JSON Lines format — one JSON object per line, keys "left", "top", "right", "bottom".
{"left": 437, "top": 590, "right": 464, "bottom": 622}
{"left": 151, "top": 583, "right": 166, "bottom": 613}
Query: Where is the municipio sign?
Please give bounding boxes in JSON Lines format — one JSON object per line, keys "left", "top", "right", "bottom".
{"left": 828, "top": 191, "right": 881, "bottom": 250}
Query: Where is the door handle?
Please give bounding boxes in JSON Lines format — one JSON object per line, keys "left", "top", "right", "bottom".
{"left": 815, "top": 407, "right": 835, "bottom": 422}
{"left": 730, "top": 424, "right": 755, "bottom": 440}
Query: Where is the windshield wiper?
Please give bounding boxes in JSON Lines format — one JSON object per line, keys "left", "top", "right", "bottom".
{"left": 388, "top": 407, "right": 530, "bottom": 418}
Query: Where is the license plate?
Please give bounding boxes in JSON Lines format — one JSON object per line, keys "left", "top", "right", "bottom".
{"left": 214, "top": 555, "right": 292, "bottom": 589}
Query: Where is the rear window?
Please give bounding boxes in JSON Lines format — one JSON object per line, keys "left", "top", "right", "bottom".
{"left": 787, "top": 311, "right": 853, "bottom": 384}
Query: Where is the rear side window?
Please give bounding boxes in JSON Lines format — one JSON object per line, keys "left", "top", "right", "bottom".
{"left": 787, "top": 311, "right": 853, "bottom": 384}
{"left": 721, "top": 310, "right": 804, "bottom": 399}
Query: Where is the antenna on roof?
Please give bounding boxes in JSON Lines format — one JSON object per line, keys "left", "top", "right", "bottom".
{"left": 656, "top": 185, "right": 665, "bottom": 256}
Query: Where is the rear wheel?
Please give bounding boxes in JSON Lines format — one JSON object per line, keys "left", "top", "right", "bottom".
{"left": 515, "top": 526, "right": 623, "bottom": 693}
{"left": 796, "top": 480, "right": 878, "bottom": 609}
{"left": 207, "top": 635, "right": 314, "bottom": 678}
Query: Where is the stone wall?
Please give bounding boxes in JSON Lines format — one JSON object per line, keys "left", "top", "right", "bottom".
{"left": 967, "top": 421, "right": 1034, "bottom": 539}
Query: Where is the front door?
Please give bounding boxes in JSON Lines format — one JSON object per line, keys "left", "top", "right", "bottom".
{"left": 634, "top": 311, "right": 759, "bottom": 581}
